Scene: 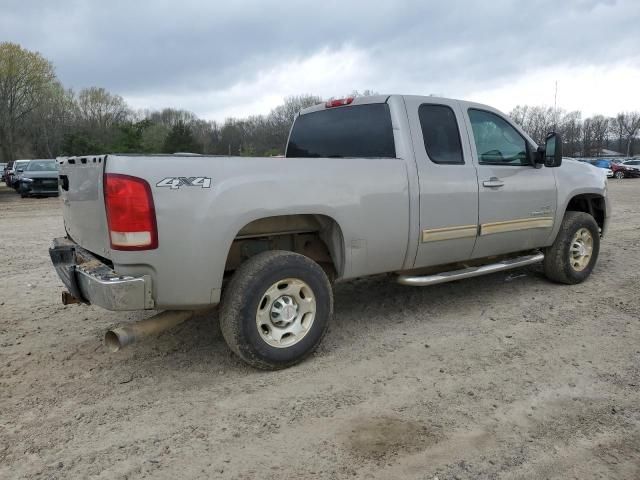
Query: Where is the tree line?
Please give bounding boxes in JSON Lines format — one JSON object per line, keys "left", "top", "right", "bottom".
{"left": 0, "top": 42, "right": 322, "bottom": 161}
{"left": 508, "top": 105, "right": 640, "bottom": 158}
{"left": 1, "top": 42, "right": 639, "bottom": 162}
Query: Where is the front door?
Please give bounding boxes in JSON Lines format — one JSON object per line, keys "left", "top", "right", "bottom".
{"left": 463, "top": 108, "right": 557, "bottom": 259}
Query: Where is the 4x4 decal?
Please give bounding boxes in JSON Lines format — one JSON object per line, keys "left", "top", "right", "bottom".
{"left": 156, "top": 177, "right": 211, "bottom": 190}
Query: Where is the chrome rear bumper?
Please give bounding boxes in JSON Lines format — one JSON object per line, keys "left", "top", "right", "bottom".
{"left": 49, "top": 237, "right": 154, "bottom": 311}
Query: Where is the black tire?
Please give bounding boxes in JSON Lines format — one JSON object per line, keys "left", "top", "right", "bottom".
{"left": 614, "top": 171, "right": 624, "bottom": 179}
{"left": 543, "top": 211, "right": 600, "bottom": 284}
{"left": 219, "top": 250, "right": 333, "bottom": 370}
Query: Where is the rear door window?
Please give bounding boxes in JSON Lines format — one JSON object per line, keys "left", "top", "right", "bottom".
{"left": 286, "top": 103, "right": 396, "bottom": 158}
{"left": 418, "top": 104, "right": 464, "bottom": 164}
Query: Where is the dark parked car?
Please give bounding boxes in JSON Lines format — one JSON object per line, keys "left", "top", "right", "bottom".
{"left": 17, "top": 159, "right": 59, "bottom": 197}
{"left": 589, "top": 159, "right": 640, "bottom": 179}
{"left": 3, "top": 161, "right": 13, "bottom": 185}
{"left": 9, "top": 160, "right": 30, "bottom": 188}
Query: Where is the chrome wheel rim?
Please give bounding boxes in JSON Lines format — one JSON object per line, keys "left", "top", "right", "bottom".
{"left": 570, "top": 227, "right": 593, "bottom": 272}
{"left": 256, "top": 278, "right": 316, "bottom": 348}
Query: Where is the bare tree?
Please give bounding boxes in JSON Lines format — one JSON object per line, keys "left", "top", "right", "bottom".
{"left": 147, "top": 108, "right": 197, "bottom": 128}
{"left": 0, "top": 42, "right": 56, "bottom": 161}
{"left": 509, "top": 105, "right": 555, "bottom": 144}
{"left": 76, "top": 87, "right": 129, "bottom": 129}
{"left": 558, "top": 111, "right": 582, "bottom": 157}
{"left": 26, "top": 82, "right": 75, "bottom": 157}
{"left": 581, "top": 118, "right": 593, "bottom": 157}
{"left": 509, "top": 105, "right": 529, "bottom": 128}
{"left": 611, "top": 114, "right": 626, "bottom": 154}
{"left": 618, "top": 112, "right": 640, "bottom": 156}
{"left": 588, "top": 115, "right": 609, "bottom": 155}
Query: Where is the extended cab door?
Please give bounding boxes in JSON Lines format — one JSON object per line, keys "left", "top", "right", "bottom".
{"left": 462, "top": 106, "right": 557, "bottom": 258}
{"left": 404, "top": 97, "right": 479, "bottom": 268}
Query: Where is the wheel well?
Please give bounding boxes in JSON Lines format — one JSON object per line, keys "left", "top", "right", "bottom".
{"left": 566, "top": 194, "right": 605, "bottom": 231}
{"left": 224, "top": 214, "right": 344, "bottom": 280}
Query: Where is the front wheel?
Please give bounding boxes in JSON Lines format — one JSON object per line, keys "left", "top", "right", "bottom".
{"left": 543, "top": 211, "right": 600, "bottom": 284}
{"left": 219, "top": 250, "right": 333, "bottom": 369}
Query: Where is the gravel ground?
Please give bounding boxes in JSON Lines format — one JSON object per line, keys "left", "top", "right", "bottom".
{"left": 1, "top": 181, "right": 639, "bottom": 479}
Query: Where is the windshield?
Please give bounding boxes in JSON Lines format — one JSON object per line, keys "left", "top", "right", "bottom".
{"left": 27, "top": 160, "right": 57, "bottom": 171}
{"left": 15, "top": 161, "right": 29, "bottom": 170}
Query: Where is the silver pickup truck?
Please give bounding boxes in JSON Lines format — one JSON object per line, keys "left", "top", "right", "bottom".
{"left": 50, "top": 94, "right": 609, "bottom": 369}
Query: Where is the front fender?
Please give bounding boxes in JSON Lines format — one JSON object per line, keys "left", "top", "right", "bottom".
{"left": 548, "top": 160, "right": 608, "bottom": 244}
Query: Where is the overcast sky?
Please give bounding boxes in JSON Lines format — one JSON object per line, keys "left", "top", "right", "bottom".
{"left": 2, "top": 0, "right": 639, "bottom": 120}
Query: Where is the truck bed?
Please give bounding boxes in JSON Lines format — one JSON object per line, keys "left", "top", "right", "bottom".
{"left": 57, "top": 153, "right": 411, "bottom": 309}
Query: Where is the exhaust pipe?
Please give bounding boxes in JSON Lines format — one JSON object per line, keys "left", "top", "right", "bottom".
{"left": 105, "top": 310, "right": 194, "bottom": 352}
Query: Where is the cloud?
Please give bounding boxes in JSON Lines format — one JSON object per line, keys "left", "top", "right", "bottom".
{"left": 1, "top": 0, "right": 639, "bottom": 119}
{"left": 126, "top": 45, "right": 373, "bottom": 120}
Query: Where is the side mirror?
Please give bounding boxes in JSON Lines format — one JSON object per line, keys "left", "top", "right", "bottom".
{"left": 544, "top": 132, "right": 563, "bottom": 167}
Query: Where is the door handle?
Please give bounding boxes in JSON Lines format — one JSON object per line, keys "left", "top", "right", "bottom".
{"left": 482, "top": 177, "right": 504, "bottom": 188}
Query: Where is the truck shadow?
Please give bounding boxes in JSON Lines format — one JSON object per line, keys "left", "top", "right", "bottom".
{"left": 111, "top": 264, "right": 548, "bottom": 374}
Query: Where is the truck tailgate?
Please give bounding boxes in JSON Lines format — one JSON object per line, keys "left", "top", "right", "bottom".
{"left": 58, "top": 155, "right": 110, "bottom": 258}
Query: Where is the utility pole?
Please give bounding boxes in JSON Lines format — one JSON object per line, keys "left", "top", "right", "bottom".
{"left": 553, "top": 80, "right": 558, "bottom": 131}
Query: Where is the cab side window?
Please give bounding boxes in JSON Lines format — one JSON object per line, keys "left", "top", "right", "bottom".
{"left": 468, "top": 109, "right": 529, "bottom": 166}
{"left": 418, "top": 104, "right": 464, "bottom": 164}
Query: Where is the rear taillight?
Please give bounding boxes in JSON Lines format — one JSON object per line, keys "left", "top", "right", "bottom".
{"left": 325, "top": 97, "right": 354, "bottom": 108}
{"left": 104, "top": 173, "right": 158, "bottom": 250}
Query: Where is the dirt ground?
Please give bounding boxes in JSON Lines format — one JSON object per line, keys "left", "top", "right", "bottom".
{"left": 1, "top": 180, "right": 639, "bottom": 480}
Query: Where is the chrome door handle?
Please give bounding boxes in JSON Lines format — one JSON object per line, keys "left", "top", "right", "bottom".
{"left": 483, "top": 177, "right": 504, "bottom": 188}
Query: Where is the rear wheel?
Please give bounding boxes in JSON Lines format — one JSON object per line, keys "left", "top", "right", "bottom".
{"left": 219, "top": 250, "right": 333, "bottom": 369}
{"left": 614, "top": 170, "right": 624, "bottom": 179}
{"left": 543, "top": 211, "right": 600, "bottom": 284}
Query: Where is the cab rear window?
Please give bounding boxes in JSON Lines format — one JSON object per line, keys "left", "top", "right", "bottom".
{"left": 286, "top": 103, "right": 396, "bottom": 158}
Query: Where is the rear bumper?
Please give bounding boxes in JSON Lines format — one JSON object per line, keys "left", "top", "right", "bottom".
{"left": 49, "top": 237, "right": 154, "bottom": 311}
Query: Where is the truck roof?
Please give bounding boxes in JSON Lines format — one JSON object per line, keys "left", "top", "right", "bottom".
{"left": 298, "top": 94, "right": 497, "bottom": 116}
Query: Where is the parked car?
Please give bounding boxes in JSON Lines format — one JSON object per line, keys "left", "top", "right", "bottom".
{"left": 49, "top": 94, "right": 609, "bottom": 369}
{"left": 622, "top": 159, "right": 640, "bottom": 172}
{"left": 4, "top": 161, "right": 15, "bottom": 186}
{"left": 0, "top": 163, "right": 7, "bottom": 182}
{"left": 9, "top": 160, "right": 31, "bottom": 189}
{"left": 17, "top": 159, "right": 59, "bottom": 197}
{"left": 589, "top": 159, "right": 639, "bottom": 179}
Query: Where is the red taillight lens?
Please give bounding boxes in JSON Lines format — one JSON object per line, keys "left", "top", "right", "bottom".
{"left": 325, "top": 97, "right": 354, "bottom": 108}
{"left": 104, "top": 173, "right": 158, "bottom": 250}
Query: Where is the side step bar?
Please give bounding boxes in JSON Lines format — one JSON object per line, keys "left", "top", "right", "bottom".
{"left": 397, "top": 252, "right": 544, "bottom": 287}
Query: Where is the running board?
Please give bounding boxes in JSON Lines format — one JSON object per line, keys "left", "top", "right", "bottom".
{"left": 396, "top": 253, "right": 544, "bottom": 287}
